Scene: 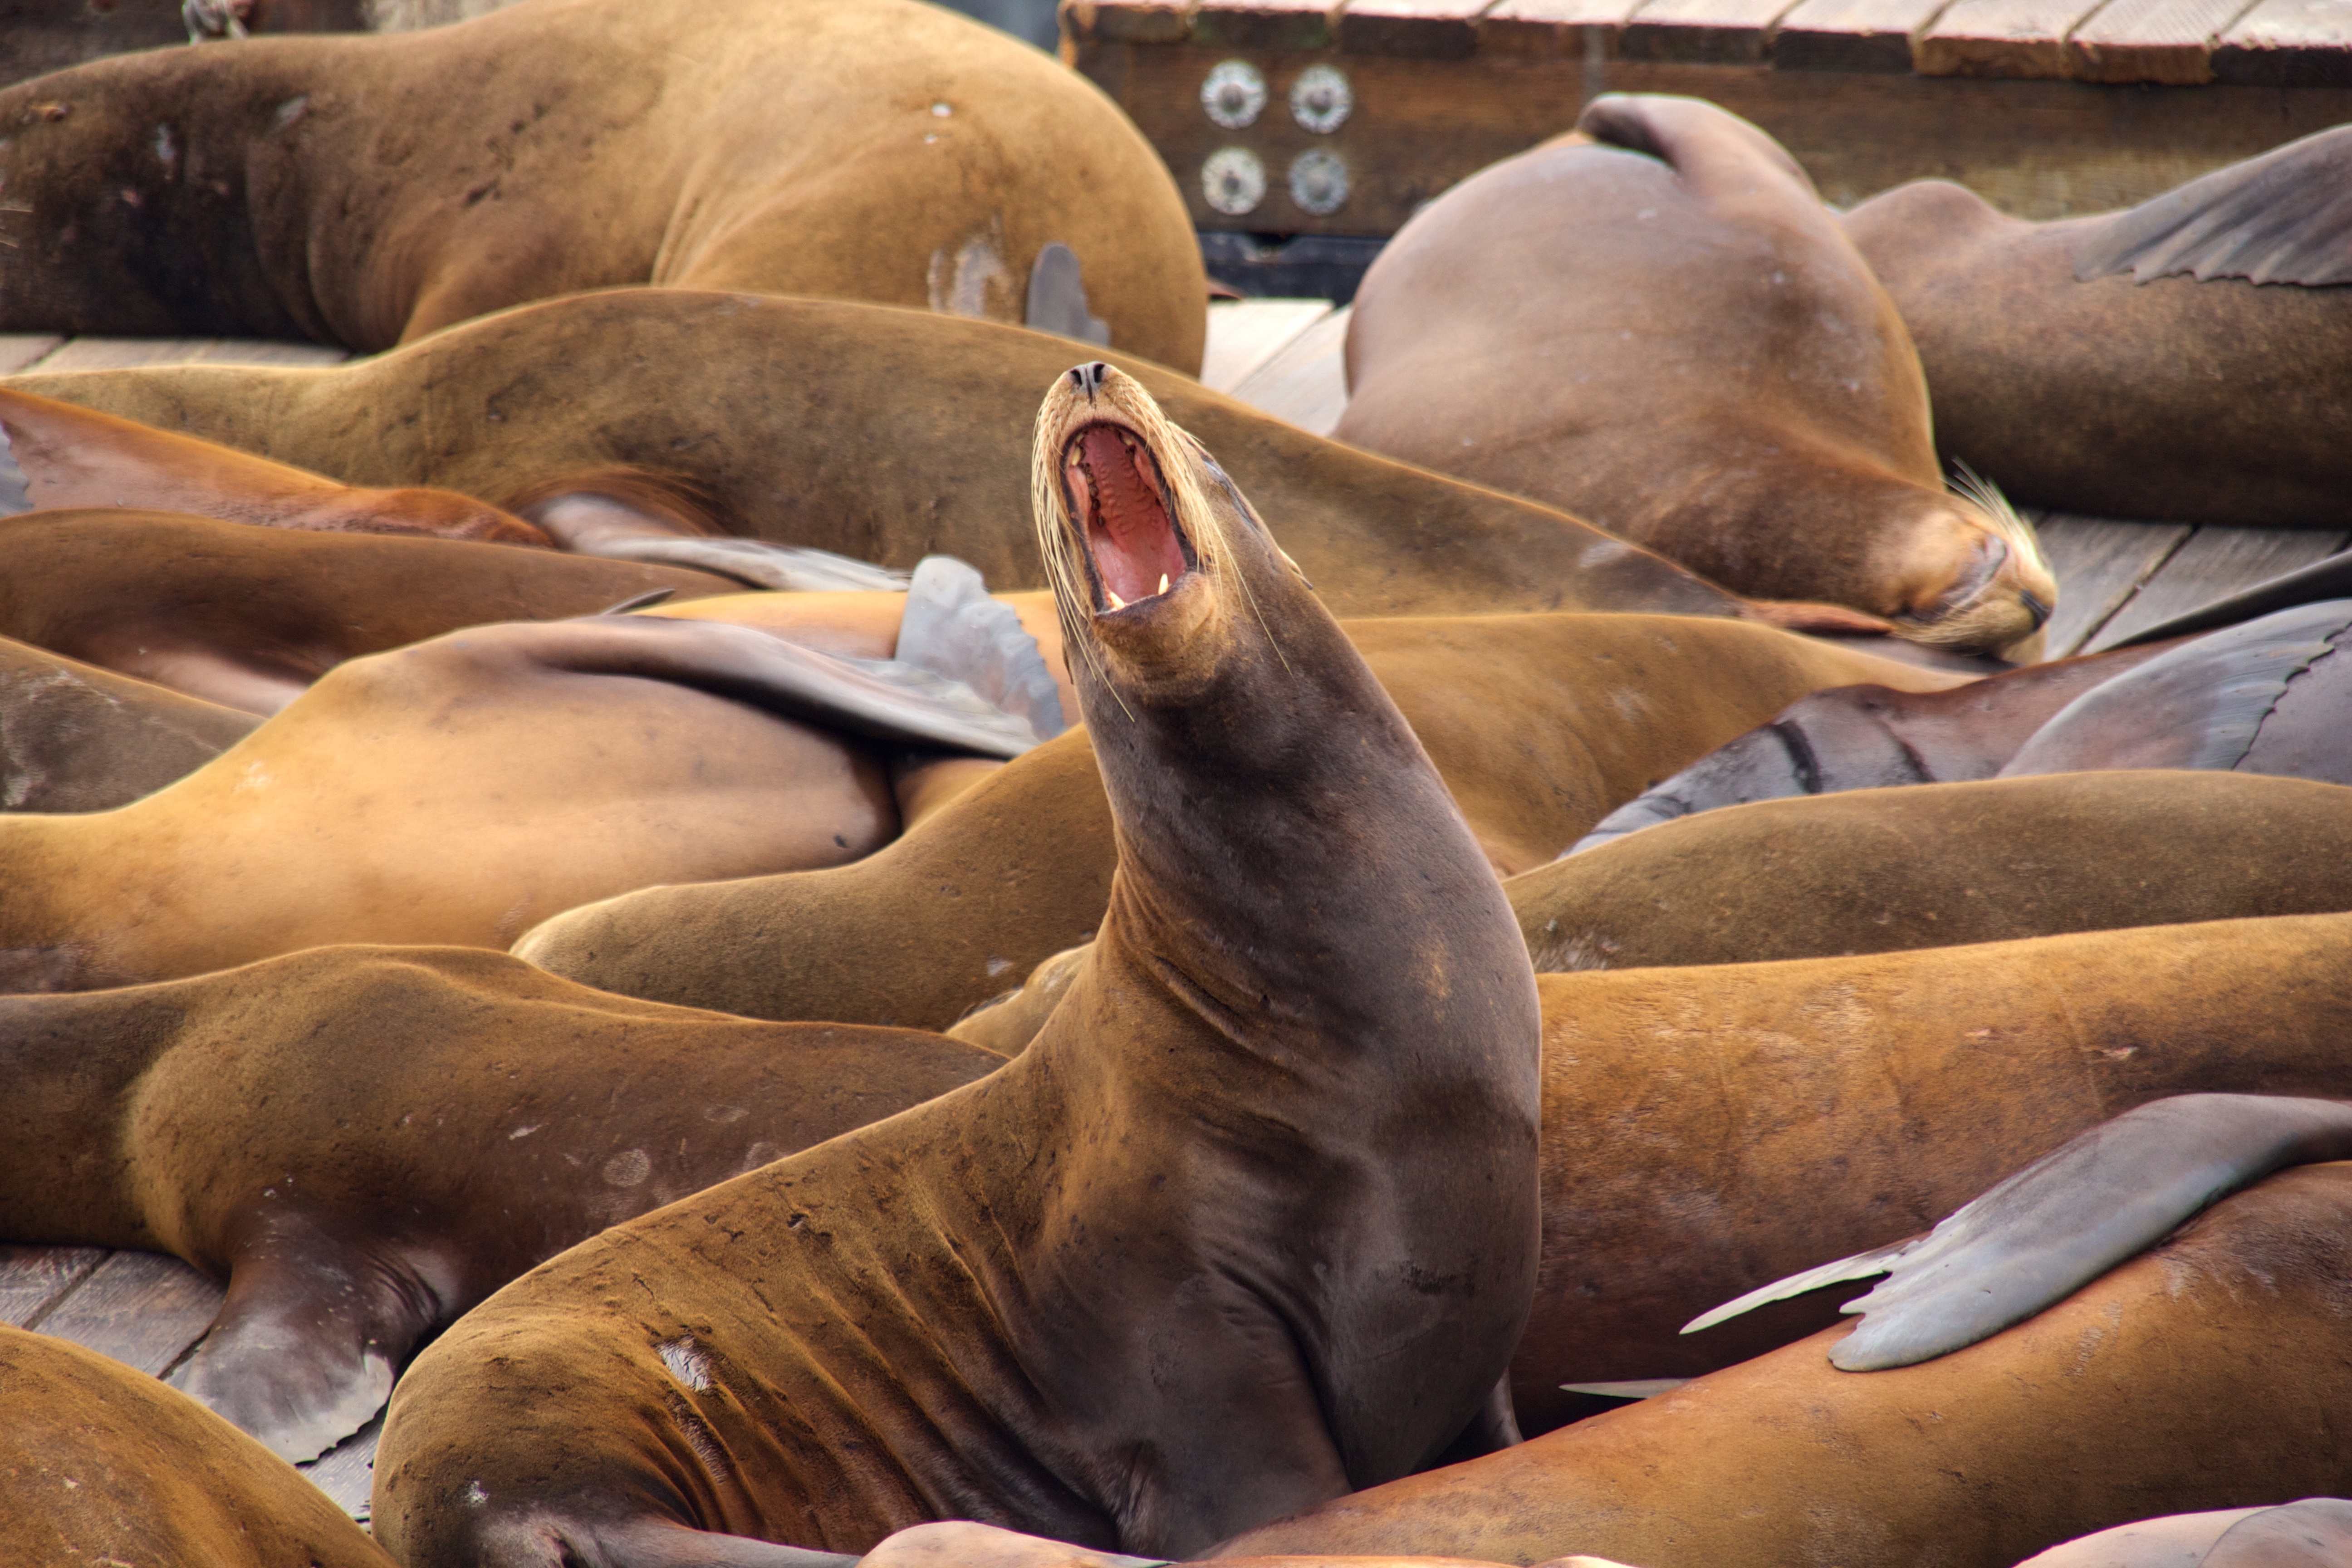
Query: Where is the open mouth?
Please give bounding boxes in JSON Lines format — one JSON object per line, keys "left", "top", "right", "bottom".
{"left": 1061, "top": 421, "right": 1196, "bottom": 614}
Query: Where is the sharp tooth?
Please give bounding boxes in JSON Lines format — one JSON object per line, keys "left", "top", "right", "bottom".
{"left": 1157, "top": 574, "right": 1169, "bottom": 595}
{"left": 1105, "top": 586, "right": 1128, "bottom": 611}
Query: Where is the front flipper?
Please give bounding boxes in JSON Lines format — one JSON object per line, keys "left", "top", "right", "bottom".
{"left": 1685, "top": 1093, "right": 2352, "bottom": 1371}
{"left": 896, "top": 556, "right": 1066, "bottom": 743}
{"left": 2073, "top": 124, "right": 2352, "bottom": 285}
{"left": 173, "top": 1208, "right": 453, "bottom": 1462}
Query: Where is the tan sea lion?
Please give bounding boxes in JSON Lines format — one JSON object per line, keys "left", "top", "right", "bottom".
{"left": 0, "top": 1323, "right": 393, "bottom": 1568}
{"left": 4, "top": 287, "right": 1906, "bottom": 631}
{"left": 516, "top": 612, "right": 1958, "bottom": 1026}
{"left": 1213, "top": 1159, "right": 2352, "bottom": 1568}
{"left": 370, "top": 363, "right": 1545, "bottom": 1563}
{"left": 1333, "top": 94, "right": 2055, "bottom": 654}
{"left": 0, "top": 634, "right": 259, "bottom": 810}
{"left": 0, "top": 0, "right": 1208, "bottom": 370}
{"left": 1844, "top": 126, "right": 2352, "bottom": 527}
{"left": 0, "top": 611, "right": 1044, "bottom": 990}
{"left": 0, "top": 944, "right": 1004, "bottom": 1460}
{"left": 1512, "top": 771, "right": 2352, "bottom": 975}
{"left": 2017, "top": 1501, "right": 2352, "bottom": 1568}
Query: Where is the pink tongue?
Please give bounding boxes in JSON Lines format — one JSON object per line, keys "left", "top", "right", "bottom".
{"left": 1081, "top": 427, "right": 1187, "bottom": 603}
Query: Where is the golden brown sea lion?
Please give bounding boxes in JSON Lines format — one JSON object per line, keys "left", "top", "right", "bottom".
{"left": 2018, "top": 1502, "right": 2352, "bottom": 1568}
{"left": 1333, "top": 95, "right": 2054, "bottom": 655}
{"left": 0, "top": 1323, "right": 393, "bottom": 1568}
{"left": 0, "top": 944, "right": 1004, "bottom": 1460}
{"left": 0, "top": 612, "right": 1043, "bottom": 990}
{"left": 1513, "top": 771, "right": 2352, "bottom": 974}
{"left": 371, "top": 364, "right": 1545, "bottom": 1564}
{"left": 0, "top": 634, "right": 259, "bottom": 810}
{"left": 4, "top": 287, "right": 1894, "bottom": 630}
{"left": 1844, "top": 127, "right": 2352, "bottom": 527}
{"left": 1213, "top": 1160, "right": 2352, "bottom": 1568}
{"left": 0, "top": 0, "right": 1208, "bottom": 370}
{"left": 516, "top": 612, "right": 1956, "bottom": 1026}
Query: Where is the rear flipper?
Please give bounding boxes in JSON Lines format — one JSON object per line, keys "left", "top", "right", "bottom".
{"left": 173, "top": 1208, "right": 453, "bottom": 1462}
{"left": 896, "top": 556, "right": 1066, "bottom": 743}
{"left": 1684, "top": 1093, "right": 2352, "bottom": 1371}
{"left": 2073, "top": 123, "right": 2352, "bottom": 286}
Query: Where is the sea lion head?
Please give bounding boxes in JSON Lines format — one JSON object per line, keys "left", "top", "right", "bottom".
{"left": 1882, "top": 467, "right": 2056, "bottom": 652}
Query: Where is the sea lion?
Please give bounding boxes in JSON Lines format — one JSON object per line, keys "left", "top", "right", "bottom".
{"left": 0, "top": 507, "right": 740, "bottom": 712}
{"left": 1212, "top": 1160, "right": 2352, "bottom": 1568}
{"left": 1844, "top": 126, "right": 2352, "bottom": 527}
{"left": 0, "top": 634, "right": 259, "bottom": 810}
{"left": 0, "top": 944, "right": 1004, "bottom": 1460}
{"left": 1513, "top": 771, "right": 2352, "bottom": 974}
{"left": 516, "top": 612, "right": 1958, "bottom": 1026}
{"left": 0, "top": 0, "right": 1208, "bottom": 370}
{"left": 370, "top": 363, "right": 1544, "bottom": 1563}
{"left": 0, "top": 612, "right": 1043, "bottom": 991}
{"left": 1332, "top": 94, "right": 2055, "bottom": 654}
{"left": 4, "top": 287, "right": 1894, "bottom": 630}
{"left": 2017, "top": 1501, "right": 2352, "bottom": 1568}
{"left": 0, "top": 1323, "right": 393, "bottom": 1568}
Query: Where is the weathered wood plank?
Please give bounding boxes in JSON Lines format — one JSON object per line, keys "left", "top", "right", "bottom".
{"left": 2213, "top": 0, "right": 2352, "bottom": 80}
{"left": 1192, "top": 0, "right": 1341, "bottom": 49}
{"left": 189, "top": 339, "right": 352, "bottom": 368}
{"left": 0, "top": 1244, "right": 109, "bottom": 1329}
{"left": 29, "top": 337, "right": 227, "bottom": 372}
{"left": 1340, "top": 0, "right": 1498, "bottom": 55}
{"left": 2068, "top": 0, "right": 2259, "bottom": 79}
{"left": 1771, "top": 0, "right": 1953, "bottom": 69}
{"left": 1228, "top": 304, "right": 1352, "bottom": 434}
{"left": 298, "top": 1418, "right": 382, "bottom": 1523}
{"left": 1069, "top": 0, "right": 1205, "bottom": 42}
{"left": 33, "top": 1250, "right": 223, "bottom": 1378}
{"left": 1915, "top": 0, "right": 2109, "bottom": 75}
{"left": 1203, "top": 298, "right": 1336, "bottom": 391}
{"left": 2086, "top": 524, "right": 2352, "bottom": 652}
{"left": 1480, "top": 0, "right": 1648, "bottom": 54}
{"left": 1621, "top": 0, "right": 1809, "bottom": 61}
{"left": 2033, "top": 513, "right": 2193, "bottom": 656}
{"left": 0, "top": 334, "right": 66, "bottom": 376}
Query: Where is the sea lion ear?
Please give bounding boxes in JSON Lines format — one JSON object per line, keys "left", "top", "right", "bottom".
{"left": 1683, "top": 1093, "right": 2352, "bottom": 1371}
{"left": 2073, "top": 125, "right": 2352, "bottom": 286}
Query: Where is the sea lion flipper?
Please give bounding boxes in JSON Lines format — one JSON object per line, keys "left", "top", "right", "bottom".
{"left": 577, "top": 534, "right": 913, "bottom": 594}
{"left": 2073, "top": 126, "right": 2352, "bottom": 286}
{"left": 1816, "top": 1094, "right": 2352, "bottom": 1372}
{"left": 1026, "top": 243, "right": 1112, "bottom": 349}
{"left": 1678, "top": 1239, "right": 1914, "bottom": 1337}
{"left": 897, "top": 556, "right": 1068, "bottom": 742}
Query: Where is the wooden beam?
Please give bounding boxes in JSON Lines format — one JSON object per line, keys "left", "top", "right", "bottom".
{"left": 1621, "top": 0, "right": 1809, "bottom": 62}
{"left": 1771, "top": 0, "right": 1953, "bottom": 71}
{"left": 1913, "top": 0, "right": 2108, "bottom": 76}
{"left": 2213, "top": 0, "right": 2352, "bottom": 81}
{"left": 2068, "top": 0, "right": 2261, "bottom": 81}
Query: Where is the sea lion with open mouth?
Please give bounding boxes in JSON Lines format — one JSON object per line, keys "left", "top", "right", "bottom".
{"left": 1334, "top": 95, "right": 2055, "bottom": 655}
{"left": 370, "top": 363, "right": 1544, "bottom": 1564}
{"left": 0, "top": 0, "right": 1207, "bottom": 370}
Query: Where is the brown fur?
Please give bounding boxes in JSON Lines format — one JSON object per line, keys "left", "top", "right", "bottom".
{"left": 0, "top": 0, "right": 1208, "bottom": 370}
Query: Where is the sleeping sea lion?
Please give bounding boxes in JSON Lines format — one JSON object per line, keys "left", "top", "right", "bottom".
{"left": 515, "top": 612, "right": 1958, "bottom": 1026}
{"left": 0, "top": 0, "right": 1208, "bottom": 370}
{"left": 370, "top": 363, "right": 1544, "bottom": 1563}
{"left": 2017, "top": 1501, "right": 2352, "bottom": 1568}
{"left": 1844, "top": 126, "right": 2352, "bottom": 527}
{"left": 0, "top": 611, "right": 1044, "bottom": 990}
{"left": 4, "top": 287, "right": 1898, "bottom": 631}
{"left": 1332, "top": 94, "right": 2055, "bottom": 654}
{"left": 0, "top": 944, "right": 1004, "bottom": 1460}
{"left": 0, "top": 635, "right": 259, "bottom": 810}
{"left": 0, "top": 1323, "right": 393, "bottom": 1568}
{"left": 1513, "top": 771, "right": 2352, "bottom": 974}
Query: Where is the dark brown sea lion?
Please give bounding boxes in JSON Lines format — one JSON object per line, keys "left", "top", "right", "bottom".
{"left": 0, "top": 507, "right": 739, "bottom": 712}
{"left": 1513, "top": 771, "right": 2352, "bottom": 974}
{"left": 0, "top": 612, "right": 1042, "bottom": 991}
{"left": 370, "top": 363, "right": 1544, "bottom": 1564}
{"left": 516, "top": 612, "right": 1955, "bottom": 1026}
{"left": 0, "top": 944, "right": 1004, "bottom": 1461}
{"left": 0, "top": 0, "right": 1208, "bottom": 370}
{"left": 4, "top": 287, "right": 1892, "bottom": 629}
{"left": 1332, "top": 94, "right": 2055, "bottom": 654}
{"left": 1844, "top": 126, "right": 2352, "bottom": 527}
{"left": 0, "top": 1323, "right": 394, "bottom": 1568}
{"left": 1213, "top": 1160, "right": 2352, "bottom": 1568}
{"left": 0, "top": 634, "right": 259, "bottom": 810}
{"left": 2018, "top": 1501, "right": 2352, "bottom": 1568}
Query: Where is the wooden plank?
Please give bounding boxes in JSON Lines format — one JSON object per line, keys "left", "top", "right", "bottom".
{"left": 1340, "top": 0, "right": 1498, "bottom": 56}
{"left": 0, "top": 334, "right": 66, "bottom": 376}
{"left": 0, "top": 1244, "right": 108, "bottom": 1329}
{"left": 298, "top": 1418, "right": 382, "bottom": 1523}
{"left": 2032, "top": 513, "right": 2192, "bottom": 656}
{"left": 2086, "top": 524, "right": 2352, "bottom": 652}
{"left": 1621, "top": 0, "right": 1809, "bottom": 61}
{"left": 2068, "top": 0, "right": 2258, "bottom": 79}
{"left": 1067, "top": 0, "right": 1205, "bottom": 42}
{"left": 1203, "top": 298, "right": 1336, "bottom": 391}
{"left": 30, "top": 337, "right": 226, "bottom": 372}
{"left": 189, "top": 339, "right": 352, "bottom": 368}
{"left": 1480, "top": 0, "right": 1647, "bottom": 54}
{"left": 1228, "top": 303, "right": 1352, "bottom": 434}
{"left": 1772, "top": 0, "right": 1955, "bottom": 67}
{"left": 2213, "top": 0, "right": 2352, "bottom": 81}
{"left": 1191, "top": 0, "right": 1341, "bottom": 49}
{"left": 1915, "top": 0, "right": 2109, "bottom": 74}
{"left": 33, "top": 1250, "right": 223, "bottom": 1378}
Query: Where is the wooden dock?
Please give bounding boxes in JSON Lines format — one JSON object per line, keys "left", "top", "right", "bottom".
{"left": 2, "top": 300, "right": 2340, "bottom": 1524}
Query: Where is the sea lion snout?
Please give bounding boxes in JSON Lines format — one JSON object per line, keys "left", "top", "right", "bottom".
{"left": 1885, "top": 487, "right": 2056, "bottom": 652}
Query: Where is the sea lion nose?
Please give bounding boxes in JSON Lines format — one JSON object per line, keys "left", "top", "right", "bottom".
{"left": 1069, "top": 362, "right": 1109, "bottom": 400}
